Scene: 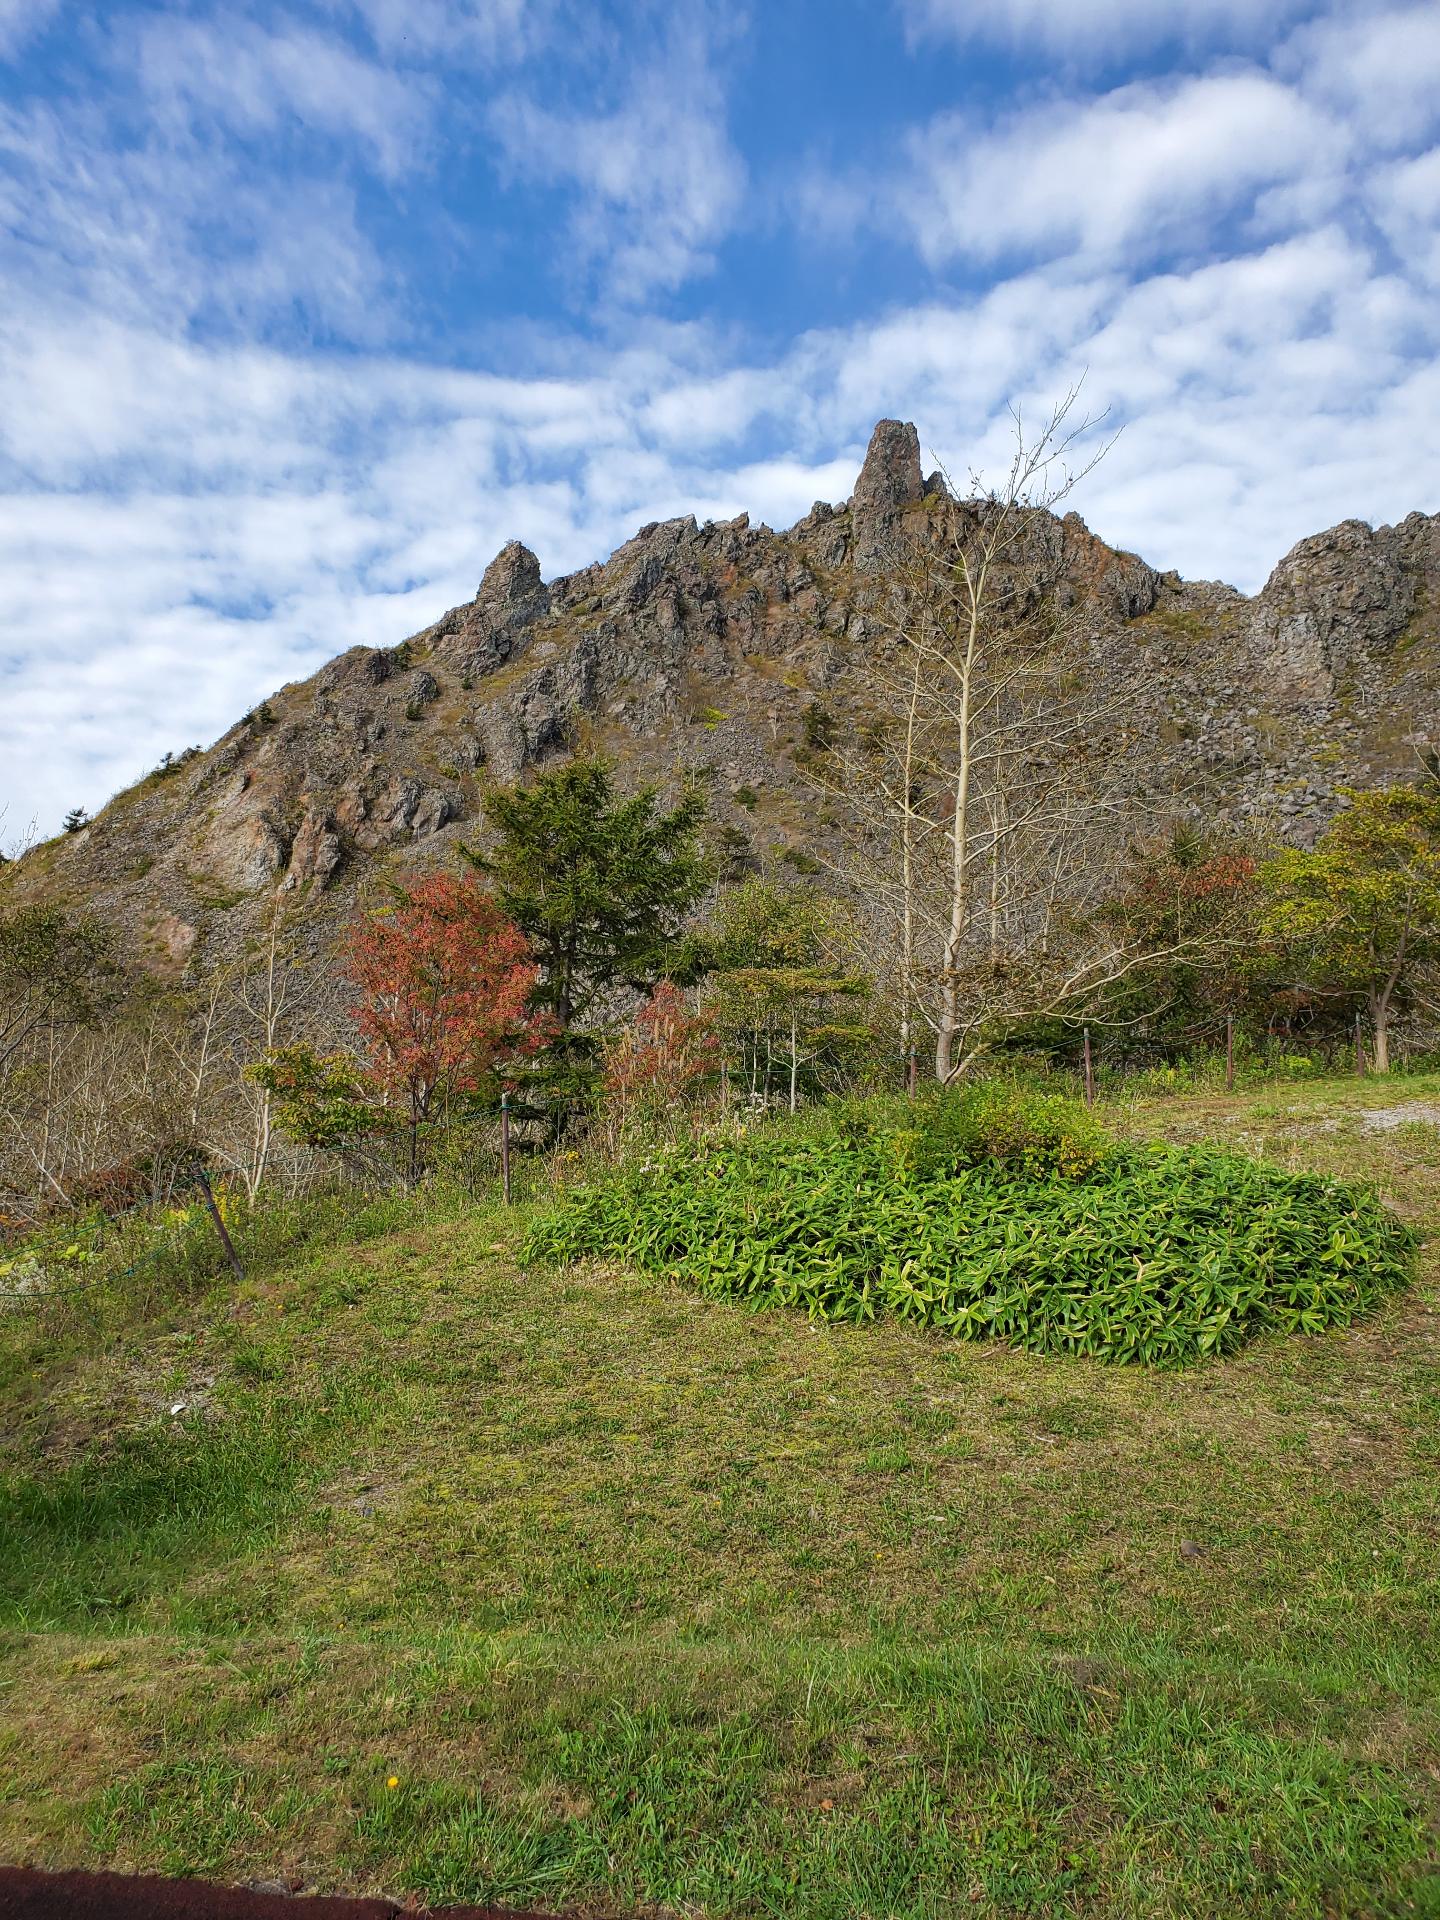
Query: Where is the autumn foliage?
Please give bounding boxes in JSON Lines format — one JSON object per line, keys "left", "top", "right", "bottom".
{"left": 603, "top": 981, "right": 717, "bottom": 1117}
{"left": 344, "top": 871, "right": 549, "bottom": 1158}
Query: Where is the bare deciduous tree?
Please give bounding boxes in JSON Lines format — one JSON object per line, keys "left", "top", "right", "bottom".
{"left": 0, "top": 893, "right": 347, "bottom": 1224}
{"left": 817, "top": 390, "right": 1202, "bottom": 1081}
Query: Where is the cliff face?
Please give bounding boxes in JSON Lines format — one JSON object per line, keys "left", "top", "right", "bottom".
{"left": 5, "top": 421, "right": 1438, "bottom": 973}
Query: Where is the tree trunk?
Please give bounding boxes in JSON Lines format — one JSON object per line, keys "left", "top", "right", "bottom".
{"left": 934, "top": 567, "right": 983, "bottom": 1085}
{"left": 899, "top": 648, "right": 921, "bottom": 1076}
{"left": 1370, "top": 993, "right": 1392, "bottom": 1073}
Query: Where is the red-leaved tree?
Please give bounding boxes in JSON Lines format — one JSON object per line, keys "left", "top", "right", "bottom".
{"left": 345, "top": 870, "right": 549, "bottom": 1181}
{"left": 602, "top": 981, "right": 717, "bottom": 1137}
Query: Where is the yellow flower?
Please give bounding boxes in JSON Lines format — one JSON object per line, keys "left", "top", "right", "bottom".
{"left": 386, "top": 1775, "right": 400, "bottom": 1790}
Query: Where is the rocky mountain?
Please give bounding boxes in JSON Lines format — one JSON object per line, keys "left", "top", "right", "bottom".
{"left": 4, "top": 420, "right": 1437, "bottom": 974}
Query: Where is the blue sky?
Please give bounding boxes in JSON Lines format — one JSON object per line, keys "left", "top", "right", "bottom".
{"left": 3, "top": 0, "right": 1439, "bottom": 838}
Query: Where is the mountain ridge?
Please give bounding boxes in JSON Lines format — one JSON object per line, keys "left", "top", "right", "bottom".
{"left": 5, "top": 419, "right": 1438, "bottom": 974}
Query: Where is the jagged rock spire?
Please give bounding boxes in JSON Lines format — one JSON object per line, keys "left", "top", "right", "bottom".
{"left": 851, "top": 420, "right": 923, "bottom": 572}
{"left": 477, "top": 539, "right": 547, "bottom": 618}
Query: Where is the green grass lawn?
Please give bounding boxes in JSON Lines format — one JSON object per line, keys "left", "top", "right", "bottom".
{"left": 1, "top": 1075, "right": 1438, "bottom": 1917}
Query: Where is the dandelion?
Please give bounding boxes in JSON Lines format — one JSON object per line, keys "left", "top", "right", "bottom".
{"left": 386, "top": 1775, "right": 400, "bottom": 1790}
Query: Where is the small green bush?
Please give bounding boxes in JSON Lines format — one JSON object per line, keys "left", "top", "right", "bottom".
{"left": 525, "top": 1096, "right": 1416, "bottom": 1367}
{"left": 914, "top": 1083, "right": 1109, "bottom": 1180}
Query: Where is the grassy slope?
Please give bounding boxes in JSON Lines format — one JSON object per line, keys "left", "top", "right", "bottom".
{"left": 0, "top": 1077, "right": 1438, "bottom": 1918}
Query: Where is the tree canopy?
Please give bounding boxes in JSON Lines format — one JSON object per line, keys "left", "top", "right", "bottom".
{"left": 703, "top": 880, "right": 870, "bottom": 1108}
{"left": 1257, "top": 783, "right": 1440, "bottom": 1071}
{"left": 464, "top": 758, "right": 710, "bottom": 1031}
{"left": 0, "top": 902, "right": 118, "bottom": 1074}
{"left": 341, "top": 869, "right": 547, "bottom": 1176}
{"left": 1093, "top": 822, "right": 1261, "bottom": 1044}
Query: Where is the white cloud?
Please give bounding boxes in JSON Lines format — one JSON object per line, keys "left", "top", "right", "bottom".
{"left": 131, "top": 14, "right": 434, "bottom": 180}
{"left": 904, "top": 70, "right": 1341, "bottom": 267}
{"left": 0, "top": 0, "right": 60, "bottom": 60}
{"left": 1368, "top": 146, "right": 1440, "bottom": 287}
{"left": 905, "top": 0, "right": 1312, "bottom": 57}
{"left": 1280, "top": 4, "right": 1440, "bottom": 151}
{"left": 489, "top": 9, "right": 746, "bottom": 299}
{"left": 345, "top": 0, "right": 539, "bottom": 61}
{"left": 0, "top": 89, "right": 397, "bottom": 342}
{"left": 0, "top": 8, "right": 446, "bottom": 360}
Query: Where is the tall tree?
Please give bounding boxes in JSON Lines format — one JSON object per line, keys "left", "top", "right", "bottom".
{"left": 820, "top": 389, "right": 1154, "bottom": 1083}
{"left": 1258, "top": 784, "right": 1440, "bottom": 1072}
{"left": 344, "top": 870, "right": 547, "bottom": 1180}
{"left": 464, "top": 759, "right": 710, "bottom": 1031}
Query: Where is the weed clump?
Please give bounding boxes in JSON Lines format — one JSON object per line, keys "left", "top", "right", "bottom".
{"left": 526, "top": 1091, "right": 1415, "bottom": 1366}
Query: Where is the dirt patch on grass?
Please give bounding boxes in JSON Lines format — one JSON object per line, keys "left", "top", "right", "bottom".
{"left": 1356, "top": 1102, "right": 1440, "bottom": 1131}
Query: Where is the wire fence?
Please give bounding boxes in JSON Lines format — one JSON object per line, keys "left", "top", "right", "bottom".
{"left": 0, "top": 1146, "right": 301, "bottom": 1310}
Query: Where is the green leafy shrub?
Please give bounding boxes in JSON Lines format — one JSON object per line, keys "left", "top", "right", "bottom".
{"left": 525, "top": 1101, "right": 1415, "bottom": 1367}
{"left": 248, "top": 1044, "right": 381, "bottom": 1148}
{"left": 913, "top": 1083, "right": 1109, "bottom": 1179}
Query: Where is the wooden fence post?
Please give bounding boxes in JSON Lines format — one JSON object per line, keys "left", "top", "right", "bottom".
{"left": 193, "top": 1164, "right": 244, "bottom": 1281}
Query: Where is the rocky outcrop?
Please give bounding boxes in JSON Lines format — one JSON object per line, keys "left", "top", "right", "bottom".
{"left": 478, "top": 538, "right": 549, "bottom": 620}
{"left": 151, "top": 913, "right": 197, "bottom": 968}
{"left": 207, "top": 809, "right": 289, "bottom": 892}
{"left": 1251, "top": 518, "right": 1425, "bottom": 702}
{"left": 851, "top": 419, "right": 923, "bottom": 573}
{"left": 5, "top": 420, "right": 1438, "bottom": 973}
{"left": 428, "top": 538, "right": 552, "bottom": 678}
{"left": 284, "top": 807, "right": 342, "bottom": 889}
{"left": 1059, "top": 513, "right": 1160, "bottom": 622}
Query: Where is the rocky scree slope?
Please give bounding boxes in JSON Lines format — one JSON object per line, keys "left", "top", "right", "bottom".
{"left": 5, "top": 421, "right": 1438, "bottom": 976}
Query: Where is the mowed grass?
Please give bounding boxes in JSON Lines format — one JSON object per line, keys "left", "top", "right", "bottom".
{"left": 1, "top": 1076, "right": 1438, "bottom": 1917}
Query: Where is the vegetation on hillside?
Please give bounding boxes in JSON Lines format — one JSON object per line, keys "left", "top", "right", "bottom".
{"left": 462, "top": 756, "right": 712, "bottom": 1032}
{"left": 0, "top": 1074, "right": 1437, "bottom": 1915}
{"left": 1258, "top": 782, "right": 1440, "bottom": 1073}
{"left": 527, "top": 1089, "right": 1416, "bottom": 1366}
{"left": 5, "top": 752, "right": 1440, "bottom": 1236}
